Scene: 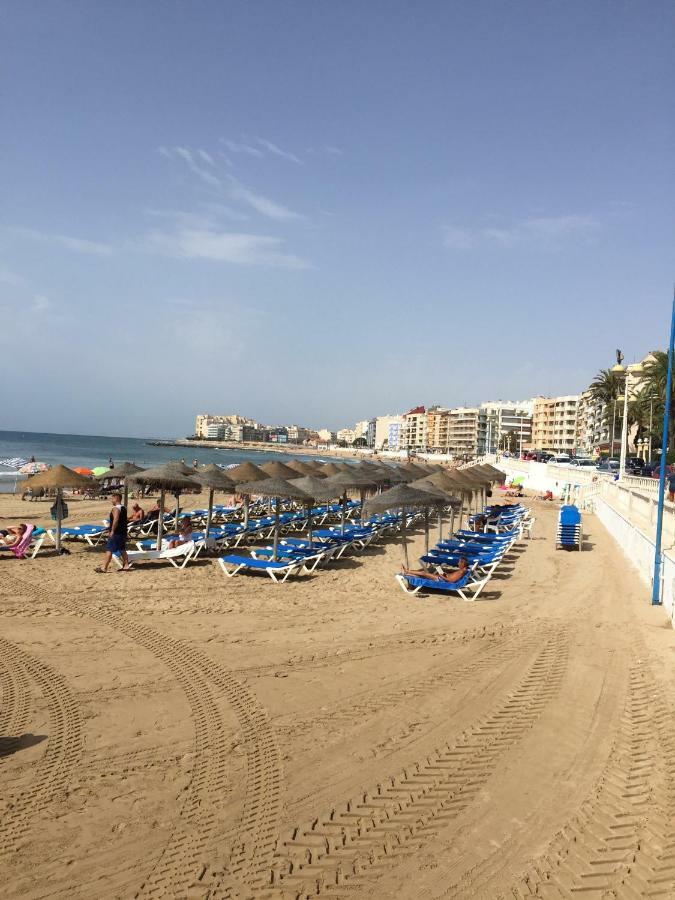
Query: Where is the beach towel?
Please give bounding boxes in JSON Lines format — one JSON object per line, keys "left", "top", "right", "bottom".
{"left": 11, "top": 524, "right": 35, "bottom": 559}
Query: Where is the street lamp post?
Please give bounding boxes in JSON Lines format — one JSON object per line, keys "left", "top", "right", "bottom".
{"left": 652, "top": 292, "right": 675, "bottom": 605}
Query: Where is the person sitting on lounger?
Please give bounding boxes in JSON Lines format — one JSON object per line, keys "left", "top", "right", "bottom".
{"left": 145, "top": 501, "right": 162, "bottom": 521}
{"left": 168, "top": 517, "right": 193, "bottom": 549}
{"left": 403, "top": 556, "right": 470, "bottom": 584}
{"left": 130, "top": 502, "right": 146, "bottom": 522}
{"left": 0, "top": 524, "right": 27, "bottom": 547}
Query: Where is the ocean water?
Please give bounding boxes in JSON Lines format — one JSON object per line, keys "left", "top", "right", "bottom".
{"left": 0, "top": 429, "right": 330, "bottom": 490}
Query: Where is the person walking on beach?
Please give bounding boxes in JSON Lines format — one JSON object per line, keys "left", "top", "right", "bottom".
{"left": 108, "top": 457, "right": 114, "bottom": 470}
{"left": 95, "top": 492, "right": 132, "bottom": 573}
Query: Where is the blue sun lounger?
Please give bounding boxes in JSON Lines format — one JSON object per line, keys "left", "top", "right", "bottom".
{"left": 218, "top": 554, "right": 305, "bottom": 583}
{"left": 395, "top": 570, "right": 490, "bottom": 601}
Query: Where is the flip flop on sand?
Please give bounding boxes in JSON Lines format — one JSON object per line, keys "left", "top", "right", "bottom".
{"left": 94, "top": 566, "right": 107, "bottom": 574}
{"left": 118, "top": 565, "right": 134, "bottom": 572}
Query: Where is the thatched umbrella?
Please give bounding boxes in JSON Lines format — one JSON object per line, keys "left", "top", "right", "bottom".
{"left": 95, "top": 462, "right": 145, "bottom": 507}
{"left": 364, "top": 483, "right": 447, "bottom": 568}
{"left": 285, "top": 459, "right": 323, "bottom": 477}
{"left": 23, "top": 464, "right": 94, "bottom": 553}
{"left": 236, "top": 476, "right": 312, "bottom": 560}
{"left": 127, "top": 462, "right": 200, "bottom": 548}
{"left": 227, "top": 462, "right": 267, "bottom": 528}
{"left": 322, "top": 469, "right": 378, "bottom": 533}
{"left": 289, "top": 475, "right": 340, "bottom": 543}
{"left": 261, "top": 460, "right": 301, "bottom": 480}
{"left": 193, "top": 465, "right": 236, "bottom": 538}
{"left": 472, "top": 463, "right": 507, "bottom": 483}
{"left": 318, "top": 462, "right": 344, "bottom": 476}
{"left": 411, "top": 477, "right": 463, "bottom": 549}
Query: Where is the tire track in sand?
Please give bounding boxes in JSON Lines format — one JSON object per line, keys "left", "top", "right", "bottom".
{"left": 0, "top": 641, "right": 32, "bottom": 756}
{"left": 5, "top": 573, "right": 283, "bottom": 900}
{"left": 0, "top": 636, "right": 83, "bottom": 860}
{"left": 266, "top": 630, "right": 568, "bottom": 899}
{"left": 503, "top": 659, "right": 675, "bottom": 900}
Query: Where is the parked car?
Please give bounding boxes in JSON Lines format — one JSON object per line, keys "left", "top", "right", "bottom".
{"left": 550, "top": 454, "right": 571, "bottom": 465}
{"left": 568, "top": 458, "right": 597, "bottom": 469}
{"left": 625, "top": 456, "right": 645, "bottom": 475}
{"left": 596, "top": 459, "right": 620, "bottom": 473}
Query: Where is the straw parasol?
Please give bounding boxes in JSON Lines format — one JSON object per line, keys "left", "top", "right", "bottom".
{"left": 364, "top": 483, "right": 449, "bottom": 568}
{"left": 289, "top": 475, "right": 340, "bottom": 544}
{"left": 285, "top": 459, "right": 323, "bottom": 477}
{"left": 193, "top": 465, "right": 236, "bottom": 538}
{"left": 411, "top": 476, "right": 463, "bottom": 549}
{"left": 95, "top": 462, "right": 146, "bottom": 507}
{"left": 322, "top": 469, "right": 378, "bottom": 533}
{"left": 261, "top": 460, "right": 301, "bottom": 480}
{"left": 236, "top": 476, "right": 312, "bottom": 561}
{"left": 317, "top": 462, "right": 344, "bottom": 476}
{"left": 227, "top": 461, "right": 267, "bottom": 527}
{"left": 127, "top": 462, "right": 200, "bottom": 548}
{"left": 472, "top": 463, "right": 506, "bottom": 483}
{"left": 23, "top": 464, "right": 94, "bottom": 553}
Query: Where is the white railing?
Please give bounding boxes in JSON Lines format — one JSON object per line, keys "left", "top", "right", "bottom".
{"left": 622, "top": 475, "right": 659, "bottom": 494}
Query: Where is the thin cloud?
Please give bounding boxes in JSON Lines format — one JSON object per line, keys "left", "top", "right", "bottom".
{"left": 0, "top": 264, "right": 25, "bottom": 285}
{"left": 146, "top": 227, "right": 309, "bottom": 269}
{"left": 220, "top": 138, "right": 264, "bottom": 158}
{"left": 256, "top": 138, "right": 301, "bottom": 164}
{"left": 443, "top": 214, "right": 600, "bottom": 250}
{"left": 227, "top": 175, "right": 302, "bottom": 221}
{"left": 159, "top": 146, "right": 222, "bottom": 188}
{"left": 8, "top": 226, "right": 114, "bottom": 256}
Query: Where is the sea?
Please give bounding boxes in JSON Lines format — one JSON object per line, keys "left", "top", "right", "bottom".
{"left": 0, "top": 430, "right": 331, "bottom": 492}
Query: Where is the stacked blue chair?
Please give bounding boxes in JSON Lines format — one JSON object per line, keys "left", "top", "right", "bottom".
{"left": 556, "top": 504, "right": 582, "bottom": 550}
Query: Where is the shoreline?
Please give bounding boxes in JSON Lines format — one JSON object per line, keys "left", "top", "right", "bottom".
{"left": 152, "top": 438, "right": 383, "bottom": 460}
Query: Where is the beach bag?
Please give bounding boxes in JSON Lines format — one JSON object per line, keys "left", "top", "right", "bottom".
{"left": 50, "top": 496, "right": 69, "bottom": 521}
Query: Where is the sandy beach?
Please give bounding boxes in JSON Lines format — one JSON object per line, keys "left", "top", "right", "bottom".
{"left": 2, "top": 491, "right": 674, "bottom": 899}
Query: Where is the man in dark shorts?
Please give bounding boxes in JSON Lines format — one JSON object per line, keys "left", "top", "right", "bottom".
{"left": 95, "top": 492, "right": 132, "bottom": 572}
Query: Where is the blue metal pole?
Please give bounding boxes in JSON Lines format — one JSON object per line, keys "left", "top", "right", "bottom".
{"left": 651, "top": 291, "right": 675, "bottom": 605}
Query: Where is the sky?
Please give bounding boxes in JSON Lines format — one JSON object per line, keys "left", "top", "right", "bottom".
{"left": 2, "top": 1, "right": 673, "bottom": 437}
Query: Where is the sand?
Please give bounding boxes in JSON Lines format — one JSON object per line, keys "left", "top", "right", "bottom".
{"left": 2, "top": 491, "right": 675, "bottom": 899}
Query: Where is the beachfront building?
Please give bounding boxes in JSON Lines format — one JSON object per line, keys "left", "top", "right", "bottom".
{"left": 195, "top": 413, "right": 255, "bottom": 439}
{"left": 388, "top": 419, "right": 404, "bottom": 451}
{"left": 286, "top": 425, "right": 310, "bottom": 444}
{"left": 477, "top": 400, "right": 534, "bottom": 456}
{"left": 374, "top": 415, "right": 404, "bottom": 449}
{"left": 337, "top": 428, "right": 356, "bottom": 445}
{"left": 532, "top": 395, "right": 581, "bottom": 453}
{"left": 403, "top": 406, "right": 427, "bottom": 451}
{"left": 317, "top": 428, "right": 337, "bottom": 443}
{"left": 426, "top": 407, "right": 451, "bottom": 452}
{"left": 366, "top": 418, "right": 376, "bottom": 448}
{"left": 445, "top": 407, "right": 480, "bottom": 458}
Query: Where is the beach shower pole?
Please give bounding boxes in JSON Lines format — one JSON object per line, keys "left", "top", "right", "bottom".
{"left": 651, "top": 291, "right": 675, "bottom": 605}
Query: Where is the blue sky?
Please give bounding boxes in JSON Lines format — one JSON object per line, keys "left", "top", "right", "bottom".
{"left": 2, "top": 1, "right": 673, "bottom": 437}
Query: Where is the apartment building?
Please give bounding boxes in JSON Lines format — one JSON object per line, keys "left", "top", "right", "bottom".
{"left": 195, "top": 413, "right": 252, "bottom": 438}
{"left": 477, "top": 401, "right": 534, "bottom": 455}
{"left": 388, "top": 419, "right": 404, "bottom": 450}
{"left": 403, "top": 406, "right": 427, "bottom": 450}
{"left": 426, "top": 406, "right": 451, "bottom": 451}
{"left": 337, "top": 428, "right": 356, "bottom": 445}
{"left": 532, "top": 395, "right": 580, "bottom": 453}
{"left": 375, "top": 415, "right": 404, "bottom": 449}
{"left": 446, "top": 407, "right": 480, "bottom": 458}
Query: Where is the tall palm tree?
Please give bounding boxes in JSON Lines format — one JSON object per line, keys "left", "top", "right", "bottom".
{"left": 588, "top": 368, "right": 624, "bottom": 455}
{"left": 642, "top": 351, "right": 674, "bottom": 456}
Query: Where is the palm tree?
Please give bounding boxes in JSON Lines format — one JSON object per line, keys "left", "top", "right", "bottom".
{"left": 588, "top": 368, "right": 624, "bottom": 456}
{"left": 642, "top": 351, "right": 675, "bottom": 456}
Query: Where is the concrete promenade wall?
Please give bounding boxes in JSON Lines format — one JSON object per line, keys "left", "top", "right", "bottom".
{"left": 495, "top": 457, "right": 675, "bottom": 626}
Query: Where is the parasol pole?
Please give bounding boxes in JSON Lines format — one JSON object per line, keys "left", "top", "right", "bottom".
{"left": 123, "top": 478, "right": 129, "bottom": 510}
{"left": 341, "top": 491, "right": 347, "bottom": 535}
{"left": 206, "top": 488, "right": 214, "bottom": 538}
{"left": 244, "top": 495, "right": 250, "bottom": 529}
{"left": 438, "top": 506, "right": 443, "bottom": 543}
{"left": 157, "top": 489, "right": 165, "bottom": 549}
{"left": 174, "top": 491, "right": 180, "bottom": 530}
{"left": 401, "top": 506, "right": 409, "bottom": 568}
{"left": 55, "top": 487, "right": 63, "bottom": 553}
{"left": 449, "top": 506, "right": 456, "bottom": 540}
{"left": 424, "top": 508, "right": 430, "bottom": 555}
{"left": 273, "top": 496, "right": 280, "bottom": 561}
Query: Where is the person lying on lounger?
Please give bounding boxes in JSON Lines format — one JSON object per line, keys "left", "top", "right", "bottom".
{"left": 403, "top": 556, "right": 470, "bottom": 583}
{"left": 168, "top": 517, "right": 193, "bottom": 549}
{"left": 0, "top": 524, "right": 27, "bottom": 547}
{"left": 129, "top": 502, "right": 146, "bottom": 522}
